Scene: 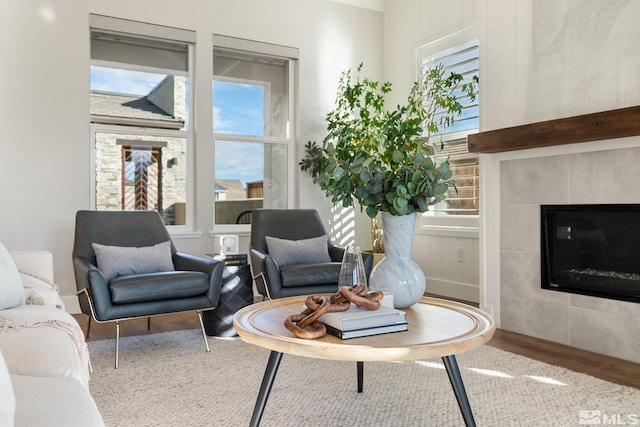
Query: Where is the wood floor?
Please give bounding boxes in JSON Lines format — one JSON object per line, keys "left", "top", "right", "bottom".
{"left": 72, "top": 308, "right": 640, "bottom": 391}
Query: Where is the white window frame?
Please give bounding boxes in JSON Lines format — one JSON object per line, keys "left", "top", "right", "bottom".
{"left": 416, "top": 26, "right": 480, "bottom": 233}
{"left": 211, "top": 35, "right": 298, "bottom": 234}
{"left": 89, "top": 15, "right": 197, "bottom": 236}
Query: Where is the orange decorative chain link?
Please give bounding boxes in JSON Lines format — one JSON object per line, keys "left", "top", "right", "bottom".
{"left": 283, "top": 285, "right": 383, "bottom": 339}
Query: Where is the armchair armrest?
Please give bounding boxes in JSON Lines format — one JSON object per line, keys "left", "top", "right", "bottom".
{"left": 361, "top": 251, "right": 374, "bottom": 278}
{"left": 328, "top": 245, "right": 345, "bottom": 262}
{"left": 250, "top": 248, "right": 282, "bottom": 299}
{"left": 172, "top": 252, "right": 224, "bottom": 306}
{"left": 328, "top": 245, "right": 374, "bottom": 279}
{"left": 173, "top": 252, "right": 218, "bottom": 273}
{"left": 73, "top": 256, "right": 113, "bottom": 319}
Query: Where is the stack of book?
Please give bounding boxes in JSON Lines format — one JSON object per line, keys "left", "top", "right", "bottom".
{"left": 210, "top": 253, "right": 248, "bottom": 266}
{"left": 320, "top": 303, "right": 408, "bottom": 339}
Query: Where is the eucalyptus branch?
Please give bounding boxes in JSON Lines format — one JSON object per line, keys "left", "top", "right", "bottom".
{"left": 300, "top": 63, "right": 478, "bottom": 218}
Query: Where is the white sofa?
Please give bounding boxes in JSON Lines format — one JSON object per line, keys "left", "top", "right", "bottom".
{"left": 0, "top": 246, "right": 104, "bottom": 427}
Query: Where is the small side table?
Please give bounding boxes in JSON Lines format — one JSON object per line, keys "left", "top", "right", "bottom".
{"left": 203, "top": 263, "right": 253, "bottom": 337}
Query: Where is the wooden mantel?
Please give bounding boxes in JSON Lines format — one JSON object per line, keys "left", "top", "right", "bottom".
{"left": 467, "top": 105, "right": 640, "bottom": 153}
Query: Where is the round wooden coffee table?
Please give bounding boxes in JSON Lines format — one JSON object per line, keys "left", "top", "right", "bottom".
{"left": 233, "top": 295, "right": 495, "bottom": 427}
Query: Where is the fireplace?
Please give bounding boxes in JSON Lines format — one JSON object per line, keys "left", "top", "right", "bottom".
{"left": 541, "top": 204, "right": 640, "bottom": 303}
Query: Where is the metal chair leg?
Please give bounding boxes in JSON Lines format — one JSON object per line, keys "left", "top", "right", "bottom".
{"left": 86, "top": 316, "right": 92, "bottom": 339}
{"left": 114, "top": 321, "right": 120, "bottom": 369}
{"left": 197, "top": 311, "right": 210, "bottom": 352}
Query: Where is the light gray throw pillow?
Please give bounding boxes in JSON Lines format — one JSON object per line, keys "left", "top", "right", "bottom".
{"left": 265, "top": 235, "right": 331, "bottom": 267}
{"left": 92, "top": 241, "right": 174, "bottom": 281}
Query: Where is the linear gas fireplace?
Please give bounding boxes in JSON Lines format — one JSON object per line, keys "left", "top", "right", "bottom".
{"left": 541, "top": 204, "right": 640, "bottom": 303}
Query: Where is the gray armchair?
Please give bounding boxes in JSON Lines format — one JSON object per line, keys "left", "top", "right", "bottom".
{"left": 72, "top": 210, "right": 224, "bottom": 368}
{"left": 249, "top": 209, "right": 374, "bottom": 300}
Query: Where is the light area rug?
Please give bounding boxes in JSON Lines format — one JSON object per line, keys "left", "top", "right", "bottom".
{"left": 87, "top": 329, "right": 639, "bottom": 427}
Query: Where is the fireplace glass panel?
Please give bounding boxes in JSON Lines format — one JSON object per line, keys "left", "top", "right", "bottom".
{"left": 541, "top": 204, "right": 640, "bottom": 303}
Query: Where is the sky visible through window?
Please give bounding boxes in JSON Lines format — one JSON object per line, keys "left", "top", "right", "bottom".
{"left": 213, "top": 80, "right": 265, "bottom": 187}
{"left": 91, "top": 66, "right": 265, "bottom": 186}
{"left": 91, "top": 66, "right": 165, "bottom": 96}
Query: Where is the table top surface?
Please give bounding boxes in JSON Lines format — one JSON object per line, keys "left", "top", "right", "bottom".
{"left": 233, "top": 296, "right": 495, "bottom": 362}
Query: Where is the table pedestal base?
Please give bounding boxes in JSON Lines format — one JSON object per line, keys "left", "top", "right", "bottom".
{"left": 248, "top": 351, "right": 477, "bottom": 427}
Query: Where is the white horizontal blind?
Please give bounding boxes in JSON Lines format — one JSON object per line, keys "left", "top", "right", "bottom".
{"left": 432, "top": 138, "right": 479, "bottom": 215}
{"left": 418, "top": 37, "right": 479, "bottom": 216}
{"left": 91, "top": 36, "right": 189, "bottom": 74}
{"left": 419, "top": 39, "right": 479, "bottom": 136}
{"left": 90, "top": 14, "right": 194, "bottom": 74}
{"left": 213, "top": 34, "right": 299, "bottom": 59}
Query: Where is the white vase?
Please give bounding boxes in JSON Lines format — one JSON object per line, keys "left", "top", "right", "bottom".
{"left": 368, "top": 212, "right": 426, "bottom": 308}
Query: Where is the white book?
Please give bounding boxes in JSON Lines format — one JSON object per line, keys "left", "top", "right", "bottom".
{"left": 320, "top": 303, "right": 406, "bottom": 331}
{"left": 324, "top": 322, "right": 409, "bottom": 339}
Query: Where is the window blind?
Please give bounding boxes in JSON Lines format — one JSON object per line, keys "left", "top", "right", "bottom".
{"left": 418, "top": 38, "right": 479, "bottom": 215}
{"left": 90, "top": 15, "right": 193, "bottom": 74}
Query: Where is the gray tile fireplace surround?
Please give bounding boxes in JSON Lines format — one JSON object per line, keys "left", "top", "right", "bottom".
{"left": 500, "top": 146, "right": 640, "bottom": 364}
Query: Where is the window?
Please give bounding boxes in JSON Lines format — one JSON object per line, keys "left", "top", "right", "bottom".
{"left": 212, "top": 35, "right": 298, "bottom": 226}
{"left": 89, "top": 15, "right": 194, "bottom": 227}
{"left": 418, "top": 29, "right": 479, "bottom": 217}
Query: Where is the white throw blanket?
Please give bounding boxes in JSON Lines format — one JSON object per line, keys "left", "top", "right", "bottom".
{"left": 0, "top": 318, "right": 91, "bottom": 386}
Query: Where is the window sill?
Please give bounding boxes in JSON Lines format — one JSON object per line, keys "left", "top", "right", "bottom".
{"left": 167, "top": 228, "right": 203, "bottom": 239}
{"left": 417, "top": 214, "right": 479, "bottom": 238}
{"left": 209, "top": 224, "right": 251, "bottom": 236}
{"left": 417, "top": 225, "right": 478, "bottom": 238}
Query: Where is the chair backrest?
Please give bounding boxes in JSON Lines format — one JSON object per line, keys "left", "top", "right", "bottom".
{"left": 235, "top": 210, "right": 253, "bottom": 224}
{"left": 72, "top": 210, "right": 176, "bottom": 264}
{"left": 250, "top": 209, "right": 330, "bottom": 254}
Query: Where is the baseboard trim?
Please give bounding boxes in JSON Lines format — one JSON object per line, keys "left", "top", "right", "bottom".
{"left": 426, "top": 278, "right": 479, "bottom": 304}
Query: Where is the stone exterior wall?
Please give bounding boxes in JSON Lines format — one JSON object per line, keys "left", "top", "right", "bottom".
{"left": 95, "top": 134, "right": 186, "bottom": 222}
{"left": 94, "top": 76, "right": 187, "bottom": 224}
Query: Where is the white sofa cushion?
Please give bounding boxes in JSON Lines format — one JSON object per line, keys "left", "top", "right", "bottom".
{"left": 0, "top": 351, "right": 16, "bottom": 427}
{"left": 12, "top": 375, "right": 104, "bottom": 427}
{"left": 0, "top": 243, "right": 25, "bottom": 310}
{"left": 0, "top": 305, "right": 89, "bottom": 387}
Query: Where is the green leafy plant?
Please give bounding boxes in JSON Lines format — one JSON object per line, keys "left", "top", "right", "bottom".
{"left": 300, "top": 63, "right": 477, "bottom": 218}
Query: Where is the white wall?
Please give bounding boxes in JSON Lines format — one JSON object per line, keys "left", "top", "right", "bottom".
{"left": 477, "top": 0, "right": 536, "bottom": 322}
{"left": 0, "top": 0, "right": 383, "bottom": 307}
{"left": 384, "top": 0, "right": 479, "bottom": 104}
